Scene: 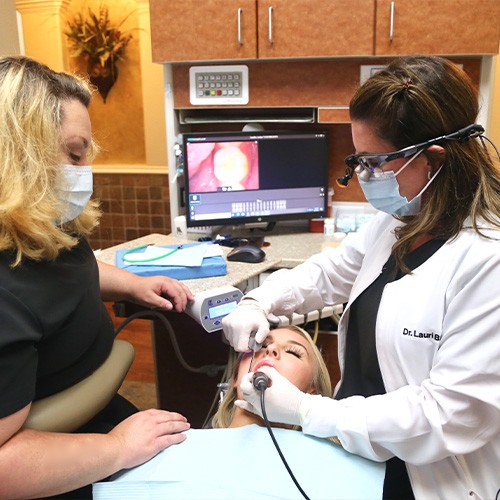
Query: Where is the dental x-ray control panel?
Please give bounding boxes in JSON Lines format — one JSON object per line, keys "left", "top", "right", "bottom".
{"left": 189, "top": 65, "right": 249, "bottom": 105}
{"left": 185, "top": 285, "right": 243, "bottom": 333}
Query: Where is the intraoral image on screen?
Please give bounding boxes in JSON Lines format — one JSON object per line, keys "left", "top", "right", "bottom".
{"left": 183, "top": 130, "right": 329, "bottom": 228}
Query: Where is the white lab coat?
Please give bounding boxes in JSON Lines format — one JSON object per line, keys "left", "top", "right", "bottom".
{"left": 247, "top": 212, "right": 500, "bottom": 499}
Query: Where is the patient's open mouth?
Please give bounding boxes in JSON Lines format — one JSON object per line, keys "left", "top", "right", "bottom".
{"left": 253, "top": 360, "right": 274, "bottom": 372}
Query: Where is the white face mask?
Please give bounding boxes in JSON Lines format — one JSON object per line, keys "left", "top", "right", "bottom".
{"left": 58, "top": 165, "right": 93, "bottom": 223}
{"left": 358, "top": 151, "right": 441, "bottom": 216}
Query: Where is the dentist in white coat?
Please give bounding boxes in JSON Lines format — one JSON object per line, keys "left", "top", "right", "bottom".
{"left": 222, "top": 55, "right": 500, "bottom": 500}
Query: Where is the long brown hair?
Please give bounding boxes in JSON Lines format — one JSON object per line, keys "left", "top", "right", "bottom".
{"left": 349, "top": 55, "right": 500, "bottom": 269}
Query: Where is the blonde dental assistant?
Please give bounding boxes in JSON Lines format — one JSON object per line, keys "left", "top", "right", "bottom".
{"left": 0, "top": 56, "right": 193, "bottom": 500}
{"left": 223, "top": 55, "right": 500, "bottom": 499}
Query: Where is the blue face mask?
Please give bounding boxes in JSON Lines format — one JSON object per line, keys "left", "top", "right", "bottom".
{"left": 358, "top": 151, "right": 441, "bottom": 216}
{"left": 58, "top": 165, "right": 93, "bottom": 223}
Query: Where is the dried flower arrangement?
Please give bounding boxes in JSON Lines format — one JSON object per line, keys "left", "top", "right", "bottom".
{"left": 65, "top": 5, "right": 133, "bottom": 102}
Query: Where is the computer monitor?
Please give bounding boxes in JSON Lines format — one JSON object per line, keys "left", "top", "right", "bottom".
{"left": 182, "top": 130, "right": 329, "bottom": 229}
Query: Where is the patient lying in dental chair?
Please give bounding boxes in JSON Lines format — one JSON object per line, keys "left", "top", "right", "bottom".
{"left": 93, "top": 326, "right": 385, "bottom": 499}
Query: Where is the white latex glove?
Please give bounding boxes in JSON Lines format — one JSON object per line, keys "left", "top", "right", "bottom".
{"left": 235, "top": 366, "right": 321, "bottom": 427}
{"left": 221, "top": 299, "right": 270, "bottom": 352}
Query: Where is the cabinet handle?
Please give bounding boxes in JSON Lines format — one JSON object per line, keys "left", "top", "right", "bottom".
{"left": 389, "top": 1, "right": 395, "bottom": 42}
{"left": 237, "top": 8, "right": 243, "bottom": 45}
{"left": 268, "top": 6, "right": 273, "bottom": 45}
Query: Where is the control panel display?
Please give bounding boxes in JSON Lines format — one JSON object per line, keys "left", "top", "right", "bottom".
{"left": 208, "top": 300, "right": 238, "bottom": 320}
{"left": 185, "top": 285, "right": 244, "bottom": 333}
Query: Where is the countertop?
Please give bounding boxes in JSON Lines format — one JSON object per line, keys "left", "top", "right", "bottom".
{"left": 96, "top": 228, "right": 340, "bottom": 294}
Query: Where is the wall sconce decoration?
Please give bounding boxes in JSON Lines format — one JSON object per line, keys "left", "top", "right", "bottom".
{"left": 65, "top": 6, "right": 133, "bottom": 103}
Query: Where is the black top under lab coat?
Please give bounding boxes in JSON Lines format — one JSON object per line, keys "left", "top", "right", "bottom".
{"left": 336, "top": 238, "right": 446, "bottom": 499}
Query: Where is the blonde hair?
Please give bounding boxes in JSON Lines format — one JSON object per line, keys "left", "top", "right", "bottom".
{"left": 0, "top": 56, "right": 101, "bottom": 267}
{"left": 212, "top": 325, "right": 332, "bottom": 429}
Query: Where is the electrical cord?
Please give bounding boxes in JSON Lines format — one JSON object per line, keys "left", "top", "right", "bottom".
{"left": 312, "top": 319, "right": 319, "bottom": 344}
{"left": 201, "top": 349, "right": 239, "bottom": 429}
{"left": 258, "top": 385, "right": 310, "bottom": 500}
{"left": 479, "top": 135, "right": 500, "bottom": 159}
{"left": 114, "top": 309, "right": 240, "bottom": 428}
{"left": 114, "top": 310, "right": 227, "bottom": 377}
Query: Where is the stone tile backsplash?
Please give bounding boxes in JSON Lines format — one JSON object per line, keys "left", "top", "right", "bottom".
{"left": 89, "top": 173, "right": 170, "bottom": 250}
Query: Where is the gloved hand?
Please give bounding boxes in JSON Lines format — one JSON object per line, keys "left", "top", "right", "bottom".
{"left": 235, "top": 366, "right": 320, "bottom": 427}
{"left": 221, "top": 299, "right": 270, "bottom": 352}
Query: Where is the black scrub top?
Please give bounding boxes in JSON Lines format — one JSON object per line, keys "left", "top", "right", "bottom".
{"left": 0, "top": 237, "right": 115, "bottom": 418}
{"left": 336, "top": 238, "right": 446, "bottom": 499}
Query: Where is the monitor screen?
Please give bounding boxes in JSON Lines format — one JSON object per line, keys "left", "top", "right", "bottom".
{"left": 182, "top": 130, "right": 329, "bottom": 228}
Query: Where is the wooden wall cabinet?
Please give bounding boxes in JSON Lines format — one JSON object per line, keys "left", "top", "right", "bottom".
{"left": 150, "top": 0, "right": 375, "bottom": 63}
{"left": 150, "top": 0, "right": 499, "bottom": 63}
{"left": 257, "top": 0, "right": 374, "bottom": 59}
{"left": 375, "top": 0, "right": 500, "bottom": 56}
{"left": 150, "top": 0, "right": 257, "bottom": 63}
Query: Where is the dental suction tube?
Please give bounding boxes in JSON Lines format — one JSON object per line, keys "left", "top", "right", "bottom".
{"left": 253, "top": 371, "right": 270, "bottom": 391}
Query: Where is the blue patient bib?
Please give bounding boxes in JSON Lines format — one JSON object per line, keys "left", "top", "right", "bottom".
{"left": 93, "top": 425, "right": 385, "bottom": 499}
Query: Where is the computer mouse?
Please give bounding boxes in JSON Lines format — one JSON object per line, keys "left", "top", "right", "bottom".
{"left": 226, "top": 245, "right": 266, "bottom": 263}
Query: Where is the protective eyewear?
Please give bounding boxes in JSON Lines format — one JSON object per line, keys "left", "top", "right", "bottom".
{"left": 337, "top": 124, "right": 484, "bottom": 187}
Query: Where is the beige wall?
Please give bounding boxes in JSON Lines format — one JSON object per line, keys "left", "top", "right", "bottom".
{"left": 490, "top": 58, "right": 500, "bottom": 145}
{"left": 0, "top": 0, "right": 21, "bottom": 56}
{"left": 65, "top": 0, "right": 146, "bottom": 165}
{"left": 12, "top": 0, "right": 166, "bottom": 170}
{"left": 137, "top": 0, "right": 167, "bottom": 166}
{"left": 17, "top": 0, "right": 70, "bottom": 72}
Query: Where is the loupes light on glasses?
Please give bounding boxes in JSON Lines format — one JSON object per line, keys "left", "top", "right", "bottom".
{"left": 336, "top": 124, "right": 485, "bottom": 188}
{"left": 337, "top": 150, "right": 412, "bottom": 187}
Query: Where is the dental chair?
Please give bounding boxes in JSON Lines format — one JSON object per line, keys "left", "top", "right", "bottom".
{"left": 267, "top": 305, "right": 342, "bottom": 330}
{"left": 23, "top": 339, "right": 135, "bottom": 433}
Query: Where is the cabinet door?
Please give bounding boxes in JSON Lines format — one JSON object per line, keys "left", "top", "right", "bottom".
{"left": 150, "top": 0, "right": 257, "bottom": 63}
{"left": 375, "top": 0, "right": 500, "bottom": 55}
{"left": 257, "top": 0, "right": 375, "bottom": 59}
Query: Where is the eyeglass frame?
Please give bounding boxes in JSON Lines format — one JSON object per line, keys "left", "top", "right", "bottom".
{"left": 341, "top": 124, "right": 484, "bottom": 181}
{"left": 345, "top": 146, "right": 424, "bottom": 175}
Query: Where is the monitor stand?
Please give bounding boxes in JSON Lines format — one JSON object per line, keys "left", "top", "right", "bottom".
{"left": 244, "top": 221, "right": 276, "bottom": 232}
{"left": 213, "top": 222, "right": 279, "bottom": 248}
{"left": 194, "top": 220, "right": 308, "bottom": 246}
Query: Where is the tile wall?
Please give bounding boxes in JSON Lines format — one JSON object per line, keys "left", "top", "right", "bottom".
{"left": 88, "top": 173, "right": 171, "bottom": 250}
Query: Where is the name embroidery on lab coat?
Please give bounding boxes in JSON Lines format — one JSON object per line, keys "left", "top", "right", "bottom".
{"left": 402, "top": 328, "right": 441, "bottom": 341}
